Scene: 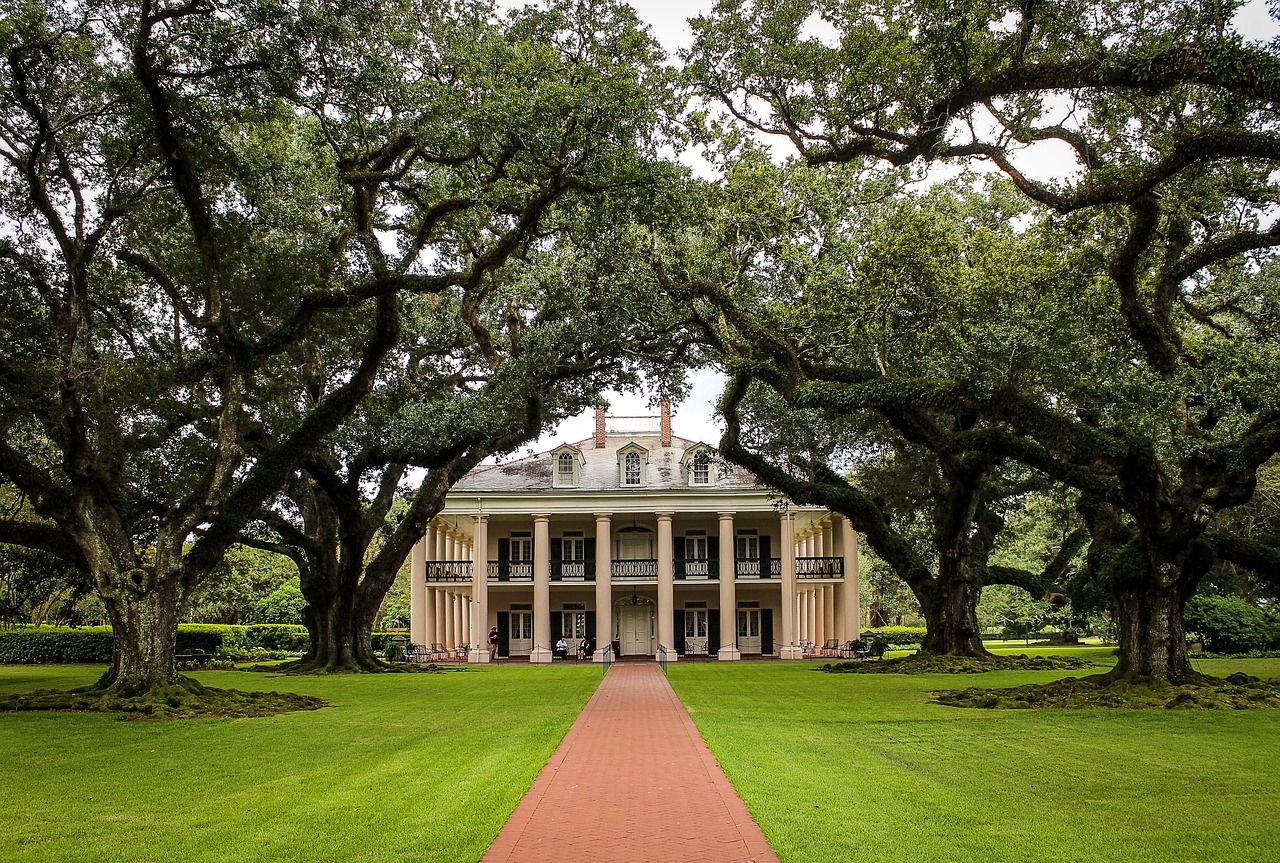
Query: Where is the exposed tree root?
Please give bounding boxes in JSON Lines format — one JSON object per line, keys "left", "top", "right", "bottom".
{"left": 0, "top": 675, "right": 326, "bottom": 719}
{"left": 935, "top": 672, "right": 1280, "bottom": 709}
{"left": 819, "top": 654, "right": 1098, "bottom": 675}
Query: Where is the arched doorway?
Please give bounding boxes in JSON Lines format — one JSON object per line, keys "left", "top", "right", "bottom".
{"left": 614, "top": 594, "right": 655, "bottom": 656}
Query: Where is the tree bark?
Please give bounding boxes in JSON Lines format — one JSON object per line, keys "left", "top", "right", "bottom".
{"left": 1107, "top": 584, "right": 1196, "bottom": 682}
{"left": 95, "top": 576, "right": 182, "bottom": 693}
{"left": 916, "top": 572, "right": 991, "bottom": 657}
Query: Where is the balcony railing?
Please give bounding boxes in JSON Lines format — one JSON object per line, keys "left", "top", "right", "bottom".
{"left": 425, "top": 561, "right": 473, "bottom": 581}
{"left": 428, "top": 555, "right": 836, "bottom": 582}
{"left": 796, "top": 556, "right": 844, "bottom": 578}
{"left": 487, "top": 561, "right": 534, "bottom": 582}
{"left": 611, "top": 559, "right": 657, "bottom": 579}
{"left": 734, "top": 557, "right": 781, "bottom": 578}
{"left": 675, "top": 558, "right": 717, "bottom": 579}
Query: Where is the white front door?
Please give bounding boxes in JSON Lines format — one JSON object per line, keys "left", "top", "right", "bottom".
{"left": 618, "top": 605, "right": 653, "bottom": 655}
{"left": 737, "top": 609, "right": 761, "bottom": 654}
{"left": 509, "top": 611, "right": 533, "bottom": 655}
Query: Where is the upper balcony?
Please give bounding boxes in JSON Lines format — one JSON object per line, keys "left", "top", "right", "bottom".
{"left": 425, "top": 556, "right": 842, "bottom": 583}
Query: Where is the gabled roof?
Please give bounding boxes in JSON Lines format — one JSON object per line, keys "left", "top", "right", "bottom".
{"left": 451, "top": 433, "right": 765, "bottom": 494}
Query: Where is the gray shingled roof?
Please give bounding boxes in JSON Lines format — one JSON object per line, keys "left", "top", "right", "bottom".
{"left": 452, "top": 434, "right": 766, "bottom": 494}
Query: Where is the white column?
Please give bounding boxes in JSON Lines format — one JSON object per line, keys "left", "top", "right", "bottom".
{"left": 469, "top": 514, "right": 490, "bottom": 662}
{"left": 656, "top": 512, "right": 677, "bottom": 661}
{"left": 839, "top": 516, "right": 861, "bottom": 642}
{"left": 531, "top": 513, "right": 553, "bottom": 663}
{"left": 444, "top": 591, "right": 455, "bottom": 649}
{"left": 410, "top": 535, "right": 427, "bottom": 645}
{"left": 821, "top": 523, "right": 833, "bottom": 558}
{"left": 434, "top": 588, "right": 446, "bottom": 647}
{"left": 780, "top": 512, "right": 802, "bottom": 659}
{"left": 593, "top": 512, "right": 613, "bottom": 663}
{"left": 455, "top": 591, "right": 465, "bottom": 651}
{"left": 443, "top": 530, "right": 455, "bottom": 564}
{"left": 717, "top": 512, "right": 740, "bottom": 661}
{"left": 823, "top": 584, "right": 835, "bottom": 646}
{"left": 425, "top": 586, "right": 438, "bottom": 647}
{"left": 463, "top": 595, "right": 471, "bottom": 649}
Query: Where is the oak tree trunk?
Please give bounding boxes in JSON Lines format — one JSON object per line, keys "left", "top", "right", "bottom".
{"left": 1107, "top": 585, "right": 1196, "bottom": 682}
{"left": 95, "top": 576, "right": 182, "bottom": 693}
{"left": 917, "top": 573, "right": 991, "bottom": 657}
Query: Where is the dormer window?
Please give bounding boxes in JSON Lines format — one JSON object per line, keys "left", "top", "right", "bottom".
{"left": 681, "top": 443, "right": 716, "bottom": 487}
{"left": 551, "top": 444, "right": 584, "bottom": 488}
{"left": 616, "top": 442, "right": 649, "bottom": 487}
{"left": 692, "top": 451, "right": 710, "bottom": 485}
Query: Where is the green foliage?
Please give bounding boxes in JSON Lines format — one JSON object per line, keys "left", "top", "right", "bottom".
{"left": 863, "top": 625, "right": 929, "bottom": 648}
{"left": 249, "top": 578, "right": 307, "bottom": 625}
{"left": 183, "top": 546, "right": 298, "bottom": 624}
{"left": 1185, "top": 594, "right": 1280, "bottom": 654}
{"left": 0, "top": 624, "right": 310, "bottom": 663}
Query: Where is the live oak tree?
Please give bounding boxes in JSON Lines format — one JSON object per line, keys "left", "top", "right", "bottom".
{"left": 0, "top": 0, "right": 683, "bottom": 694}
{"left": 662, "top": 155, "right": 1086, "bottom": 656}
{"left": 687, "top": 0, "right": 1280, "bottom": 682}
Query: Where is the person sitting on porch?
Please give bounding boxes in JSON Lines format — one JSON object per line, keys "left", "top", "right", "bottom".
{"left": 555, "top": 636, "right": 569, "bottom": 659}
{"left": 578, "top": 636, "right": 592, "bottom": 660}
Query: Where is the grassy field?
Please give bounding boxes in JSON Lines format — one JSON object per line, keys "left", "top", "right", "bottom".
{"left": 667, "top": 655, "right": 1280, "bottom": 863}
{"left": 0, "top": 664, "right": 600, "bottom": 863}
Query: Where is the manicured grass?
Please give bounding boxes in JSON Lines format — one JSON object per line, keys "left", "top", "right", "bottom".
{"left": 0, "top": 664, "right": 600, "bottom": 862}
{"left": 668, "top": 657, "right": 1280, "bottom": 863}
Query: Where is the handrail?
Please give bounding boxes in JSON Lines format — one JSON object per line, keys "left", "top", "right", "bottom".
{"left": 602, "top": 643, "right": 613, "bottom": 676}
{"left": 657, "top": 643, "right": 669, "bottom": 675}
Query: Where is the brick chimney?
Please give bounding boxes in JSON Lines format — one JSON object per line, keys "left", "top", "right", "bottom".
{"left": 594, "top": 407, "right": 607, "bottom": 448}
{"left": 660, "top": 400, "right": 672, "bottom": 447}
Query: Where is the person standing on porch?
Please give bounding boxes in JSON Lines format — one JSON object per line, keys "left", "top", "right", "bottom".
{"left": 488, "top": 625, "right": 499, "bottom": 660}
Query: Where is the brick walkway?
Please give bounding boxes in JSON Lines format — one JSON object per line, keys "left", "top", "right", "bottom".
{"left": 482, "top": 664, "right": 781, "bottom": 863}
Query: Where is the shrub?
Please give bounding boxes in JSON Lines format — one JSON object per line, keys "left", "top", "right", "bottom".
{"left": 864, "top": 626, "right": 928, "bottom": 649}
{"left": 250, "top": 578, "right": 307, "bottom": 625}
{"left": 246, "top": 624, "right": 309, "bottom": 652}
{"left": 1185, "top": 595, "right": 1280, "bottom": 654}
{"left": 0, "top": 627, "right": 114, "bottom": 663}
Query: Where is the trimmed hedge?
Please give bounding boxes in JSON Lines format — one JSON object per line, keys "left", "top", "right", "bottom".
{"left": 0, "top": 623, "right": 312, "bottom": 664}
{"left": 863, "top": 626, "right": 928, "bottom": 649}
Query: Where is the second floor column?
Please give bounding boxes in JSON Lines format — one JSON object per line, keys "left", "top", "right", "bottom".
{"left": 468, "top": 514, "right": 490, "bottom": 663}
{"left": 593, "top": 513, "right": 612, "bottom": 663}
{"left": 531, "top": 513, "right": 553, "bottom": 663}
{"left": 717, "top": 512, "right": 740, "bottom": 661}
{"left": 410, "top": 531, "right": 428, "bottom": 645}
{"left": 780, "top": 512, "right": 803, "bottom": 659}
{"left": 444, "top": 591, "right": 456, "bottom": 649}
{"left": 656, "top": 512, "right": 678, "bottom": 662}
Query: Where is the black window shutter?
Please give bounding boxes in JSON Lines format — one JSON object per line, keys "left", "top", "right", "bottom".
{"left": 497, "top": 612, "right": 510, "bottom": 658}
{"left": 760, "top": 535, "right": 772, "bottom": 571}
{"left": 708, "top": 538, "right": 719, "bottom": 559}
{"left": 760, "top": 609, "right": 774, "bottom": 655}
{"left": 551, "top": 612, "right": 563, "bottom": 640}
{"left": 673, "top": 610, "right": 686, "bottom": 654}
{"left": 585, "top": 611, "right": 596, "bottom": 650}
{"left": 550, "top": 537, "right": 562, "bottom": 561}
{"left": 708, "top": 609, "right": 720, "bottom": 653}
{"left": 584, "top": 538, "right": 596, "bottom": 577}
{"left": 497, "top": 538, "right": 510, "bottom": 560}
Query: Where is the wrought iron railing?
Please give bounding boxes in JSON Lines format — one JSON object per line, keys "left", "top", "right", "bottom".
{"left": 425, "top": 561, "right": 472, "bottom": 581}
{"left": 657, "top": 643, "right": 669, "bottom": 675}
{"left": 602, "top": 642, "right": 613, "bottom": 676}
{"left": 674, "top": 558, "right": 718, "bottom": 579}
{"left": 796, "top": 556, "right": 844, "bottom": 578}
{"left": 611, "top": 559, "right": 657, "bottom": 579}
{"left": 486, "top": 561, "right": 533, "bottom": 582}
{"left": 551, "top": 559, "right": 594, "bottom": 581}
{"left": 734, "top": 557, "right": 782, "bottom": 578}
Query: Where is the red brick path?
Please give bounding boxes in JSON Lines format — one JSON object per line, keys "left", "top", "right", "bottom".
{"left": 482, "top": 664, "right": 781, "bottom": 863}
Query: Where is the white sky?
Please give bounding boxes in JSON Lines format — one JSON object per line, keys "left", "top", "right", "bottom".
{"left": 518, "top": 0, "right": 1280, "bottom": 458}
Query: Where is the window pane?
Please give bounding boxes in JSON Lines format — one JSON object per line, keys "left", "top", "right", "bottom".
{"left": 625, "top": 452, "right": 641, "bottom": 484}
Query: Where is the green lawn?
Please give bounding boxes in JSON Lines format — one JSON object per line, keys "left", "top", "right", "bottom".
{"left": 667, "top": 657, "right": 1280, "bottom": 863}
{"left": 0, "top": 664, "right": 600, "bottom": 863}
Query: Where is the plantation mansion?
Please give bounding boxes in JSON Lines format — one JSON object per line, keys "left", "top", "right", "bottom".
{"left": 409, "top": 406, "right": 860, "bottom": 663}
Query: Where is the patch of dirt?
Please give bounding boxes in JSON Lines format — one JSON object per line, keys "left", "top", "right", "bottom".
{"left": 935, "top": 671, "right": 1280, "bottom": 710}
{"left": 818, "top": 654, "right": 1098, "bottom": 675}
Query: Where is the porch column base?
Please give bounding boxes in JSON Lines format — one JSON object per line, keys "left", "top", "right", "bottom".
{"left": 529, "top": 646, "right": 555, "bottom": 665}
{"left": 780, "top": 645, "right": 806, "bottom": 660}
{"left": 717, "top": 645, "right": 741, "bottom": 662}
{"left": 592, "top": 648, "right": 610, "bottom": 663}
{"left": 657, "top": 650, "right": 680, "bottom": 662}
{"left": 467, "top": 647, "right": 491, "bottom": 664}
